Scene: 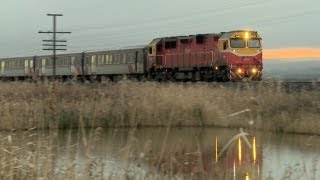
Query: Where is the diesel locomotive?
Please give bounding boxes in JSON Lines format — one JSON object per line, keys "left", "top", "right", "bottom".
{"left": 0, "top": 30, "right": 262, "bottom": 82}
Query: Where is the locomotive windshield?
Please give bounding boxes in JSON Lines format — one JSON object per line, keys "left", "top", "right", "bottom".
{"left": 248, "top": 39, "right": 261, "bottom": 48}
{"left": 230, "top": 38, "right": 245, "bottom": 48}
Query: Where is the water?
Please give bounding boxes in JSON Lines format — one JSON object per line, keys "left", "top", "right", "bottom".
{"left": 263, "top": 59, "right": 320, "bottom": 82}
{"left": 1, "top": 127, "right": 319, "bottom": 179}
{"left": 52, "top": 127, "right": 320, "bottom": 179}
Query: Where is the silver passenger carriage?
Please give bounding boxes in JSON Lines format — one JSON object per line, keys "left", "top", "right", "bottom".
{"left": 84, "top": 46, "right": 148, "bottom": 81}
{"left": 35, "top": 53, "right": 83, "bottom": 79}
{"left": 0, "top": 56, "right": 35, "bottom": 80}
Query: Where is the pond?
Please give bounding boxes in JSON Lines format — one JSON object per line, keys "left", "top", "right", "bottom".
{"left": 1, "top": 127, "right": 319, "bottom": 179}
{"left": 55, "top": 127, "right": 320, "bottom": 179}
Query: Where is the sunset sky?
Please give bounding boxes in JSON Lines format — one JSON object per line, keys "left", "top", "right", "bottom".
{"left": 264, "top": 48, "right": 320, "bottom": 60}
{"left": 0, "top": 0, "right": 319, "bottom": 59}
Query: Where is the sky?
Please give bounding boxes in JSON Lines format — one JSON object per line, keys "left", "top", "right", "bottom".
{"left": 0, "top": 0, "right": 320, "bottom": 58}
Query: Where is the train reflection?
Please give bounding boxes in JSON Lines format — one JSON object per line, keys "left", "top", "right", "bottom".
{"left": 166, "top": 133, "right": 263, "bottom": 179}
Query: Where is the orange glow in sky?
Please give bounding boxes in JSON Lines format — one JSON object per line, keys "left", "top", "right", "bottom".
{"left": 264, "top": 48, "right": 320, "bottom": 60}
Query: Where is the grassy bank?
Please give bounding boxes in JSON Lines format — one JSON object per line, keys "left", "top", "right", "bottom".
{"left": 0, "top": 81, "right": 319, "bottom": 134}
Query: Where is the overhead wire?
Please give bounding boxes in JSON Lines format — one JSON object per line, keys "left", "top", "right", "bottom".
{"left": 68, "top": 0, "right": 306, "bottom": 44}
{"left": 68, "top": 0, "right": 284, "bottom": 40}
{"left": 67, "top": 8, "right": 320, "bottom": 47}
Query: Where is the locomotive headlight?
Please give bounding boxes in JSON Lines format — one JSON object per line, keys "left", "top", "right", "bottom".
{"left": 245, "top": 32, "right": 249, "bottom": 39}
{"left": 237, "top": 68, "right": 243, "bottom": 74}
{"left": 251, "top": 68, "right": 257, "bottom": 74}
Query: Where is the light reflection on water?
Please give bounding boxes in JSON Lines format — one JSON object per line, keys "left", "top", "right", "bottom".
{"left": 52, "top": 127, "right": 320, "bottom": 179}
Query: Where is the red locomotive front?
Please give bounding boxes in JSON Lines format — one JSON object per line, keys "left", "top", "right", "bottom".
{"left": 218, "top": 31, "right": 263, "bottom": 81}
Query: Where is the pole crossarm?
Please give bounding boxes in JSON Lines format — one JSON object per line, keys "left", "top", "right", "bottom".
{"left": 39, "top": 31, "right": 71, "bottom": 34}
{"left": 43, "top": 44, "right": 67, "bottom": 47}
{"left": 47, "top": 14, "right": 63, "bottom": 16}
{"left": 42, "top": 49, "right": 67, "bottom": 51}
{"left": 43, "top": 40, "right": 67, "bottom": 42}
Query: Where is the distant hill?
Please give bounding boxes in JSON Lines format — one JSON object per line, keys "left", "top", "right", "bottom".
{"left": 262, "top": 59, "right": 320, "bottom": 82}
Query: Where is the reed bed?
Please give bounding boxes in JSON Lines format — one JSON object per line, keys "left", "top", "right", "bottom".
{"left": 0, "top": 80, "right": 319, "bottom": 134}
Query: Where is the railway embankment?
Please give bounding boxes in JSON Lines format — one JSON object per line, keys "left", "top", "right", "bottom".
{"left": 0, "top": 81, "right": 319, "bottom": 135}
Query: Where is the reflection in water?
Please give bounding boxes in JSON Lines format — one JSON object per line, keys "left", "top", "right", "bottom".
{"left": 253, "top": 137, "right": 256, "bottom": 164}
{"left": 1, "top": 127, "right": 319, "bottom": 179}
{"left": 55, "top": 127, "right": 320, "bottom": 179}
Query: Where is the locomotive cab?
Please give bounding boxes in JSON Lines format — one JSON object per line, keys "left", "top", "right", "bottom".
{"left": 218, "top": 30, "right": 263, "bottom": 81}
{"left": 148, "top": 38, "right": 162, "bottom": 68}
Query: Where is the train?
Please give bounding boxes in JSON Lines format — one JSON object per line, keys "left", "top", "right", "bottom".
{"left": 0, "top": 30, "right": 263, "bottom": 82}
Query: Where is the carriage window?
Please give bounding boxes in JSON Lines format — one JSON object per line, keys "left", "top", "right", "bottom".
{"left": 122, "top": 54, "right": 127, "bottom": 64}
{"left": 102, "top": 55, "right": 105, "bottom": 64}
{"left": 97, "top": 55, "right": 103, "bottom": 65}
{"left": 149, "top": 47, "right": 152, "bottom": 54}
{"left": 56, "top": 59, "right": 61, "bottom": 65}
{"left": 110, "top": 55, "right": 114, "bottom": 64}
{"left": 248, "top": 39, "right": 261, "bottom": 48}
{"left": 105, "top": 55, "right": 109, "bottom": 64}
{"left": 126, "top": 53, "right": 133, "bottom": 63}
{"left": 25, "top": 60, "right": 29, "bottom": 68}
{"left": 99, "top": 55, "right": 105, "bottom": 64}
{"left": 91, "top": 55, "right": 96, "bottom": 65}
{"left": 117, "top": 54, "right": 121, "bottom": 64}
{"left": 112, "top": 54, "right": 117, "bottom": 64}
{"left": 65, "top": 59, "right": 69, "bottom": 65}
{"left": 230, "top": 38, "right": 245, "bottom": 48}
{"left": 111, "top": 55, "right": 115, "bottom": 64}
{"left": 20, "top": 60, "right": 24, "bottom": 68}
{"left": 41, "top": 58, "right": 46, "bottom": 67}
{"left": 47, "top": 59, "right": 53, "bottom": 67}
{"left": 108, "top": 55, "right": 111, "bottom": 64}
{"left": 71, "top": 57, "right": 75, "bottom": 65}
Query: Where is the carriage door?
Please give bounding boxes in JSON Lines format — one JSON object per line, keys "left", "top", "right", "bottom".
{"left": 70, "top": 56, "right": 76, "bottom": 75}
{"left": 24, "top": 60, "right": 29, "bottom": 75}
{"left": 91, "top": 55, "right": 96, "bottom": 74}
{"left": 135, "top": 51, "right": 138, "bottom": 72}
{"left": 0, "top": 61, "right": 4, "bottom": 75}
{"left": 41, "top": 58, "right": 46, "bottom": 75}
{"left": 30, "top": 60, "right": 34, "bottom": 75}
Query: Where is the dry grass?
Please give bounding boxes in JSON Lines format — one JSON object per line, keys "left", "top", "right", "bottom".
{"left": 0, "top": 80, "right": 319, "bottom": 134}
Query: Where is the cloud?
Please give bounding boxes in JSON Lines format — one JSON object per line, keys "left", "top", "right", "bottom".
{"left": 263, "top": 48, "right": 320, "bottom": 60}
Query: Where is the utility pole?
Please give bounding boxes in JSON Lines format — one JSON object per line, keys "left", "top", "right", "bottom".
{"left": 39, "top": 14, "right": 71, "bottom": 79}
